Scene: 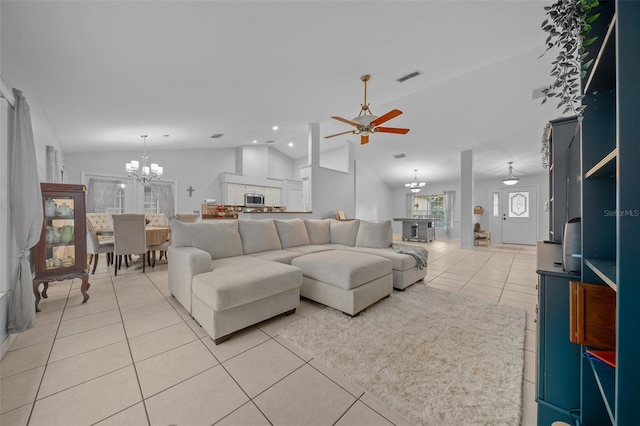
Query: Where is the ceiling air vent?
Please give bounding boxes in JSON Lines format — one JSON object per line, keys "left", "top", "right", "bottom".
{"left": 210, "top": 133, "right": 224, "bottom": 139}
{"left": 393, "top": 153, "right": 407, "bottom": 159}
{"left": 397, "top": 71, "right": 422, "bottom": 83}
{"left": 264, "top": 140, "right": 276, "bottom": 144}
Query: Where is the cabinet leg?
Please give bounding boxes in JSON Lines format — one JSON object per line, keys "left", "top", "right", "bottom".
{"left": 80, "top": 276, "right": 90, "bottom": 304}
{"left": 41, "top": 282, "right": 49, "bottom": 299}
{"left": 33, "top": 281, "right": 44, "bottom": 312}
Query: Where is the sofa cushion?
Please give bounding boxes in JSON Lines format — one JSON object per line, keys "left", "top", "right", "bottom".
{"left": 193, "top": 256, "right": 302, "bottom": 311}
{"left": 171, "top": 220, "right": 243, "bottom": 259}
{"left": 343, "top": 246, "right": 419, "bottom": 270}
{"left": 274, "top": 219, "right": 311, "bottom": 248}
{"left": 329, "top": 219, "right": 360, "bottom": 246}
{"left": 292, "top": 249, "right": 391, "bottom": 291}
{"left": 249, "top": 249, "right": 302, "bottom": 264}
{"left": 304, "top": 219, "right": 331, "bottom": 244}
{"left": 285, "top": 245, "right": 335, "bottom": 255}
{"left": 355, "top": 220, "right": 392, "bottom": 248}
{"left": 238, "top": 219, "right": 282, "bottom": 254}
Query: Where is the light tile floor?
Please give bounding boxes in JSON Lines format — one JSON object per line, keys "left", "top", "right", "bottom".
{"left": 0, "top": 238, "right": 538, "bottom": 425}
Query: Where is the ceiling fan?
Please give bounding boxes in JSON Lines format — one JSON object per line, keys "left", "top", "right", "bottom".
{"left": 325, "top": 74, "right": 410, "bottom": 145}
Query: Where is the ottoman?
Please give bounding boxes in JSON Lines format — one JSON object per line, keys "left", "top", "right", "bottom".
{"left": 291, "top": 250, "right": 393, "bottom": 316}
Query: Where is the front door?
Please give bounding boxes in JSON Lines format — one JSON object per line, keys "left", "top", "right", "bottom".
{"left": 502, "top": 186, "right": 538, "bottom": 245}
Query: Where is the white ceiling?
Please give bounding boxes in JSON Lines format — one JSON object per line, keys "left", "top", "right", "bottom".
{"left": 1, "top": 0, "right": 562, "bottom": 187}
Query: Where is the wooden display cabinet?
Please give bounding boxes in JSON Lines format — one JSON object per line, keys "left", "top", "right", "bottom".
{"left": 33, "top": 183, "right": 90, "bottom": 311}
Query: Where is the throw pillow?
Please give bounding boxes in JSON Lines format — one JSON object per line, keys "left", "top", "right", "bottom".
{"left": 304, "top": 219, "right": 331, "bottom": 245}
{"left": 355, "top": 220, "right": 392, "bottom": 248}
{"left": 329, "top": 219, "right": 360, "bottom": 246}
{"left": 275, "top": 219, "right": 311, "bottom": 248}
{"left": 238, "top": 219, "right": 283, "bottom": 254}
{"left": 170, "top": 220, "right": 243, "bottom": 259}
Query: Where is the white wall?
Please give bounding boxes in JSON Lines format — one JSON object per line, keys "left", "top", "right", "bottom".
{"left": 267, "top": 148, "right": 296, "bottom": 181}
{"left": 355, "top": 161, "right": 394, "bottom": 220}
{"left": 391, "top": 172, "right": 549, "bottom": 243}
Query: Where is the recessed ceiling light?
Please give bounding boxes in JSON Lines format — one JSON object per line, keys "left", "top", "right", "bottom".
{"left": 272, "top": 125, "right": 278, "bottom": 130}
{"left": 288, "top": 142, "right": 294, "bottom": 147}
{"left": 252, "top": 140, "right": 258, "bottom": 144}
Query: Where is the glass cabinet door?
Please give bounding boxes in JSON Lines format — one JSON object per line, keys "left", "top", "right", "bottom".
{"left": 43, "top": 196, "right": 77, "bottom": 270}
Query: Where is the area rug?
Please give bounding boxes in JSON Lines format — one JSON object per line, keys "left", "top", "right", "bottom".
{"left": 279, "top": 285, "right": 526, "bottom": 425}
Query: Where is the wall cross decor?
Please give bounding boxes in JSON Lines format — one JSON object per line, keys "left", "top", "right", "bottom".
{"left": 187, "top": 186, "right": 195, "bottom": 197}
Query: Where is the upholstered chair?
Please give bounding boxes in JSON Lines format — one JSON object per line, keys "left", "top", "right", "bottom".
{"left": 112, "top": 214, "right": 147, "bottom": 275}
{"left": 86, "top": 212, "right": 114, "bottom": 242}
{"left": 86, "top": 218, "right": 114, "bottom": 274}
{"left": 144, "top": 213, "right": 167, "bottom": 227}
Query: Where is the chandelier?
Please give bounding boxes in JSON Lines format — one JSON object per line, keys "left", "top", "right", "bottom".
{"left": 125, "top": 135, "right": 163, "bottom": 184}
{"left": 502, "top": 161, "right": 519, "bottom": 186}
{"left": 405, "top": 169, "right": 426, "bottom": 193}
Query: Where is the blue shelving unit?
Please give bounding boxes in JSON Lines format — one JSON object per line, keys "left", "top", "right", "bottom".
{"left": 578, "top": 1, "right": 640, "bottom": 424}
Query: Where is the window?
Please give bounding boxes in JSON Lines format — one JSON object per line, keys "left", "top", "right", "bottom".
{"left": 508, "top": 191, "right": 530, "bottom": 218}
{"left": 413, "top": 194, "right": 445, "bottom": 228}
{"left": 492, "top": 192, "right": 500, "bottom": 217}
{"left": 86, "top": 177, "right": 127, "bottom": 214}
{"left": 144, "top": 185, "right": 160, "bottom": 213}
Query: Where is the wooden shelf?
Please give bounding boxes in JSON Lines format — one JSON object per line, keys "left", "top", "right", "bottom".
{"left": 585, "top": 148, "right": 617, "bottom": 179}
{"left": 584, "top": 258, "right": 617, "bottom": 291}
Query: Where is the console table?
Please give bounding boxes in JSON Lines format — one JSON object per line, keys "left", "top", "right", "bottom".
{"left": 393, "top": 218, "right": 435, "bottom": 242}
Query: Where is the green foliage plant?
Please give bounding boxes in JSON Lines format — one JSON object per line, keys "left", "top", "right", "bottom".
{"left": 540, "top": 0, "right": 600, "bottom": 115}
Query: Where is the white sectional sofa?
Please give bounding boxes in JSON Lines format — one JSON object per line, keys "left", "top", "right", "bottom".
{"left": 168, "top": 218, "right": 427, "bottom": 344}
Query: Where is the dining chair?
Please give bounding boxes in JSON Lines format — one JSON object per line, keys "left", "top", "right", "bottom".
{"left": 112, "top": 214, "right": 147, "bottom": 275}
{"left": 86, "top": 218, "right": 114, "bottom": 274}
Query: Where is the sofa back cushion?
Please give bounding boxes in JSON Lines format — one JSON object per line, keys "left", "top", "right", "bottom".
{"left": 274, "top": 219, "right": 311, "bottom": 248}
{"left": 355, "top": 220, "right": 392, "bottom": 248}
{"left": 304, "top": 219, "right": 331, "bottom": 245}
{"left": 171, "top": 220, "right": 243, "bottom": 259}
{"left": 238, "top": 219, "right": 283, "bottom": 254}
{"left": 330, "top": 219, "right": 360, "bottom": 246}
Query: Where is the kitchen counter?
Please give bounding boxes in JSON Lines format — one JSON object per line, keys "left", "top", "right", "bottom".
{"left": 393, "top": 218, "right": 436, "bottom": 242}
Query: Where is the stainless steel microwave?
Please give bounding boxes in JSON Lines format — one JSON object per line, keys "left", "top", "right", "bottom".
{"left": 244, "top": 193, "right": 265, "bottom": 207}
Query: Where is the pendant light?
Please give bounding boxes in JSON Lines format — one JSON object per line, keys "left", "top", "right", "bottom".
{"left": 405, "top": 169, "right": 426, "bottom": 193}
{"left": 502, "top": 161, "right": 519, "bottom": 186}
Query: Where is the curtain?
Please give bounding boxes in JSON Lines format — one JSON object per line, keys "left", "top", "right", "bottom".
{"left": 151, "top": 182, "right": 175, "bottom": 221}
{"left": 444, "top": 190, "right": 455, "bottom": 234}
{"left": 87, "top": 178, "right": 121, "bottom": 213}
{"left": 8, "top": 89, "right": 43, "bottom": 334}
{"left": 45, "top": 145, "right": 61, "bottom": 183}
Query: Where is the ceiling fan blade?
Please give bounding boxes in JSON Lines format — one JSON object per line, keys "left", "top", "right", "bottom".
{"left": 374, "top": 126, "right": 410, "bottom": 134}
{"left": 360, "top": 135, "right": 369, "bottom": 145}
{"left": 324, "top": 130, "right": 356, "bottom": 139}
{"left": 370, "top": 109, "right": 402, "bottom": 126}
{"left": 331, "top": 116, "right": 360, "bottom": 127}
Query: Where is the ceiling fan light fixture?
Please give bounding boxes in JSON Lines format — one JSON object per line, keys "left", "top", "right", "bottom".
{"left": 502, "top": 161, "right": 519, "bottom": 186}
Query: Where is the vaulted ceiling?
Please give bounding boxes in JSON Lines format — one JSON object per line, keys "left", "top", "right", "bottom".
{"left": 1, "top": 0, "right": 561, "bottom": 186}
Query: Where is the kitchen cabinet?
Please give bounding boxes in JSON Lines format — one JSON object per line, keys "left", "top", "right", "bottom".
{"left": 223, "top": 183, "right": 246, "bottom": 205}
{"left": 264, "top": 187, "right": 281, "bottom": 206}
{"left": 33, "top": 183, "right": 90, "bottom": 311}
